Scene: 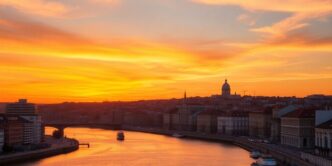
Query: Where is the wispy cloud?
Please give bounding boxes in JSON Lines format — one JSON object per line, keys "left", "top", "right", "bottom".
{"left": 0, "top": 0, "right": 70, "bottom": 17}
{"left": 237, "top": 14, "right": 256, "bottom": 26}
{"left": 250, "top": 12, "right": 330, "bottom": 39}
{"left": 193, "top": 0, "right": 332, "bottom": 39}
{"left": 192, "top": 0, "right": 332, "bottom": 13}
{"left": 89, "top": 0, "right": 120, "bottom": 5}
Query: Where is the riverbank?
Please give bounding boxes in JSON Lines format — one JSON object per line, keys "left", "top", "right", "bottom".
{"left": 0, "top": 136, "right": 79, "bottom": 165}
{"left": 123, "top": 126, "right": 313, "bottom": 166}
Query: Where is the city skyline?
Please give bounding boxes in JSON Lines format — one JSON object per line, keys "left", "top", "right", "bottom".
{"left": 1, "top": 0, "right": 331, "bottom": 103}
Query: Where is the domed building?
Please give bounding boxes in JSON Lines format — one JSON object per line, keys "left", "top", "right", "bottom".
{"left": 221, "top": 79, "right": 231, "bottom": 97}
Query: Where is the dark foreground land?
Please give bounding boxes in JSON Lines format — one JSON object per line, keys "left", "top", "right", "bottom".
{"left": 0, "top": 136, "right": 79, "bottom": 165}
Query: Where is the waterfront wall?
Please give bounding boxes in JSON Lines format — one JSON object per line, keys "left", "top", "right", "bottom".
{"left": 123, "top": 126, "right": 313, "bottom": 166}
{"left": 0, "top": 138, "right": 79, "bottom": 165}
{"left": 235, "top": 138, "right": 312, "bottom": 166}
{"left": 301, "top": 152, "right": 332, "bottom": 166}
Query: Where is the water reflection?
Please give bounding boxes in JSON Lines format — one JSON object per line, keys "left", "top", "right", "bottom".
{"left": 21, "top": 127, "right": 254, "bottom": 166}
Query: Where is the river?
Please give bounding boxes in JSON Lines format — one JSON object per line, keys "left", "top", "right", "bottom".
{"left": 20, "top": 127, "right": 254, "bottom": 166}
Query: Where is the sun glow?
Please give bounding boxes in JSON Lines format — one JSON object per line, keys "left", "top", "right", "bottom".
{"left": 0, "top": 0, "right": 331, "bottom": 103}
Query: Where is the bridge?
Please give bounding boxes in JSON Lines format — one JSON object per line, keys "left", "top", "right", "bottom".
{"left": 44, "top": 123, "right": 122, "bottom": 137}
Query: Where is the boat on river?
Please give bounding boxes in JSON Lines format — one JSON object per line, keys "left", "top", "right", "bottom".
{"left": 256, "top": 155, "right": 277, "bottom": 166}
{"left": 172, "top": 133, "right": 185, "bottom": 138}
{"left": 250, "top": 150, "right": 261, "bottom": 159}
{"left": 117, "top": 131, "right": 125, "bottom": 141}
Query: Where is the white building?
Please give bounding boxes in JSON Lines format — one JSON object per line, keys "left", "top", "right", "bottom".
{"left": 315, "top": 120, "right": 332, "bottom": 157}
{"left": 217, "top": 111, "right": 249, "bottom": 136}
{"left": 315, "top": 110, "right": 332, "bottom": 157}
{"left": 281, "top": 108, "right": 315, "bottom": 148}
{"left": 22, "top": 119, "right": 33, "bottom": 144}
{"left": 21, "top": 116, "right": 42, "bottom": 144}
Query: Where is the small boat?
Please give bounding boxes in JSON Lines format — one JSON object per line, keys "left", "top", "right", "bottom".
{"left": 256, "top": 155, "right": 277, "bottom": 166}
{"left": 117, "top": 131, "right": 125, "bottom": 141}
{"left": 250, "top": 150, "right": 261, "bottom": 159}
{"left": 172, "top": 133, "right": 184, "bottom": 138}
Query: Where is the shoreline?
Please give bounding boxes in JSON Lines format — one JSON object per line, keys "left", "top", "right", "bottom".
{"left": 122, "top": 126, "right": 313, "bottom": 166}
{"left": 0, "top": 126, "right": 316, "bottom": 165}
{"left": 0, "top": 136, "right": 79, "bottom": 165}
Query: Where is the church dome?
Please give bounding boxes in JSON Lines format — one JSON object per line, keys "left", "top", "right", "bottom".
{"left": 222, "top": 79, "right": 230, "bottom": 91}
{"left": 221, "top": 79, "right": 231, "bottom": 96}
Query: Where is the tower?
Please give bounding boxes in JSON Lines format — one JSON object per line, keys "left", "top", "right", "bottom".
{"left": 222, "top": 79, "right": 231, "bottom": 97}
{"left": 183, "top": 91, "right": 187, "bottom": 106}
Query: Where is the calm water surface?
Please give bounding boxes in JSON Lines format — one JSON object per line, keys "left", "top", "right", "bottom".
{"left": 22, "top": 127, "right": 254, "bottom": 166}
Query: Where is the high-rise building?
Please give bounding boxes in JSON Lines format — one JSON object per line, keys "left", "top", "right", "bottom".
{"left": 22, "top": 119, "right": 34, "bottom": 145}
{"left": 5, "top": 99, "right": 37, "bottom": 115}
{"left": 21, "top": 116, "right": 42, "bottom": 144}
{"left": 5, "top": 99, "right": 42, "bottom": 145}
{"left": 4, "top": 115, "right": 24, "bottom": 147}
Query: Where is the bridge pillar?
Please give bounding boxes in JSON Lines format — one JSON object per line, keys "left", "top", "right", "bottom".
{"left": 48, "top": 125, "right": 66, "bottom": 138}
{"left": 57, "top": 127, "right": 65, "bottom": 138}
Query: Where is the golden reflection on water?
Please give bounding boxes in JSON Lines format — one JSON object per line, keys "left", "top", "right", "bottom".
{"left": 22, "top": 127, "right": 254, "bottom": 166}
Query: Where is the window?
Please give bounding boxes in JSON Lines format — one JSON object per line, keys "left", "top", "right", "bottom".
{"left": 303, "top": 138, "right": 307, "bottom": 147}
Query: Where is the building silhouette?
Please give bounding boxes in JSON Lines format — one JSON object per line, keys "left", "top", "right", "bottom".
{"left": 221, "top": 79, "right": 231, "bottom": 97}
{"left": 5, "top": 99, "right": 42, "bottom": 146}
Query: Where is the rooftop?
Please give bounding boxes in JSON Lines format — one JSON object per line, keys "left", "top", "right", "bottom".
{"left": 317, "top": 119, "right": 332, "bottom": 129}
{"left": 218, "top": 111, "right": 248, "bottom": 117}
{"left": 198, "top": 108, "right": 222, "bottom": 115}
{"left": 249, "top": 106, "right": 273, "bottom": 114}
{"left": 283, "top": 107, "right": 316, "bottom": 118}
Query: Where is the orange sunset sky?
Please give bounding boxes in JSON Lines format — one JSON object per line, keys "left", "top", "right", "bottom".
{"left": 0, "top": 0, "right": 332, "bottom": 103}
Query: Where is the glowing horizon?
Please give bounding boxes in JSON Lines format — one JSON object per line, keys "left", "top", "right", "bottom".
{"left": 0, "top": 0, "right": 331, "bottom": 103}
